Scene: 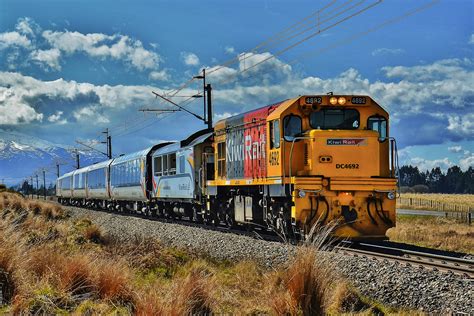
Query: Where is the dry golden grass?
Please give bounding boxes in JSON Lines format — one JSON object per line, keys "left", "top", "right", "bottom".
{"left": 387, "top": 216, "right": 474, "bottom": 254}
{"left": 0, "top": 192, "right": 411, "bottom": 314}
{"left": 399, "top": 193, "right": 474, "bottom": 212}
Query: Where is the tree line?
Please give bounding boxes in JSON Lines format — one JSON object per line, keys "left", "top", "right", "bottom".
{"left": 399, "top": 165, "right": 473, "bottom": 194}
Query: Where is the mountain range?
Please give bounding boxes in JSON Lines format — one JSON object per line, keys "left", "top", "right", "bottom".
{"left": 0, "top": 129, "right": 105, "bottom": 187}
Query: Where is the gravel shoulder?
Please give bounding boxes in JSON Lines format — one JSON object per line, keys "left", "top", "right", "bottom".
{"left": 67, "top": 206, "right": 474, "bottom": 314}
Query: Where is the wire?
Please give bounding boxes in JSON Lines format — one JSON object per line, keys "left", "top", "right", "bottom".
{"left": 289, "top": 0, "right": 439, "bottom": 64}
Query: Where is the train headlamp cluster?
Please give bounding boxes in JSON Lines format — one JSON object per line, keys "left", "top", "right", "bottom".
{"left": 298, "top": 189, "right": 306, "bottom": 198}
{"left": 387, "top": 191, "right": 396, "bottom": 200}
{"left": 329, "top": 96, "right": 347, "bottom": 105}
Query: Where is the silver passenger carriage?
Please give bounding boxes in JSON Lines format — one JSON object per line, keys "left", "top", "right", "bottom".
{"left": 86, "top": 159, "right": 113, "bottom": 208}
{"left": 56, "top": 170, "right": 74, "bottom": 203}
{"left": 151, "top": 130, "right": 213, "bottom": 218}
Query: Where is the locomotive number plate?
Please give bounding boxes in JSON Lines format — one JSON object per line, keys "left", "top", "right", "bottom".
{"left": 351, "top": 97, "right": 366, "bottom": 104}
{"left": 305, "top": 96, "right": 322, "bottom": 104}
{"left": 336, "top": 163, "right": 359, "bottom": 169}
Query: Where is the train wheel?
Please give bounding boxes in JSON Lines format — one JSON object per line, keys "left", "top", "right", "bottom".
{"left": 192, "top": 208, "right": 203, "bottom": 223}
{"left": 225, "top": 210, "right": 235, "bottom": 228}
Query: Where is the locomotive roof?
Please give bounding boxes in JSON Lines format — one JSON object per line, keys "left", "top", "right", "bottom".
{"left": 214, "top": 99, "right": 288, "bottom": 128}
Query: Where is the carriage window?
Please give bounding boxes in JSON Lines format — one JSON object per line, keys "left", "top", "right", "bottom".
{"left": 270, "top": 120, "right": 280, "bottom": 148}
{"left": 179, "top": 155, "right": 185, "bottom": 173}
{"left": 310, "top": 109, "right": 359, "bottom": 130}
{"left": 283, "top": 115, "right": 302, "bottom": 141}
{"left": 162, "top": 154, "right": 168, "bottom": 175}
{"left": 169, "top": 153, "right": 177, "bottom": 175}
{"left": 368, "top": 116, "right": 387, "bottom": 139}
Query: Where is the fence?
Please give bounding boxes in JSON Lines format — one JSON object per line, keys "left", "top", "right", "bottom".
{"left": 397, "top": 197, "right": 473, "bottom": 213}
{"left": 397, "top": 197, "right": 473, "bottom": 225}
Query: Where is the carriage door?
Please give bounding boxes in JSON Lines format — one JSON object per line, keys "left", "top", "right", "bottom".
{"left": 203, "top": 146, "right": 215, "bottom": 182}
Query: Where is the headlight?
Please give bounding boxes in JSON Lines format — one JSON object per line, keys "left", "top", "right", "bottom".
{"left": 387, "top": 191, "right": 395, "bottom": 200}
{"left": 298, "top": 190, "right": 306, "bottom": 198}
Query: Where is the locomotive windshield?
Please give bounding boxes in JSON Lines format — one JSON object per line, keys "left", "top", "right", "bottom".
{"left": 310, "top": 108, "right": 359, "bottom": 130}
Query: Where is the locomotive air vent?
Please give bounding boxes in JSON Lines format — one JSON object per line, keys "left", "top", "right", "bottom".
{"left": 304, "top": 143, "right": 309, "bottom": 165}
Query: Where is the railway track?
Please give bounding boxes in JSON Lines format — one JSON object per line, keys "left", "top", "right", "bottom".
{"left": 335, "top": 241, "right": 474, "bottom": 278}
{"left": 67, "top": 205, "right": 474, "bottom": 278}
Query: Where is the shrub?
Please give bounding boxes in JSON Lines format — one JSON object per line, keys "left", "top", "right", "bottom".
{"left": 411, "top": 184, "right": 430, "bottom": 193}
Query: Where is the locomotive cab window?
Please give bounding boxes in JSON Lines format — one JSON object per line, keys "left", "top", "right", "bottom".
{"left": 310, "top": 108, "right": 359, "bottom": 130}
{"left": 283, "top": 115, "right": 302, "bottom": 141}
{"left": 217, "top": 142, "right": 226, "bottom": 177}
{"left": 368, "top": 116, "right": 387, "bottom": 140}
{"left": 270, "top": 120, "right": 280, "bottom": 148}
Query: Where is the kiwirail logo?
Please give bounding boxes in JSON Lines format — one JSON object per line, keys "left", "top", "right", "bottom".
{"left": 326, "top": 138, "right": 368, "bottom": 146}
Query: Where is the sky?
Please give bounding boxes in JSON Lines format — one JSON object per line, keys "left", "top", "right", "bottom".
{"left": 0, "top": 0, "right": 473, "bottom": 172}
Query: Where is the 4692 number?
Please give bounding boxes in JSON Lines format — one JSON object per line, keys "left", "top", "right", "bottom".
{"left": 336, "top": 163, "right": 359, "bottom": 169}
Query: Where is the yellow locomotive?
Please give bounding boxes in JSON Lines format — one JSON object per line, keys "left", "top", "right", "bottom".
{"left": 205, "top": 94, "right": 398, "bottom": 239}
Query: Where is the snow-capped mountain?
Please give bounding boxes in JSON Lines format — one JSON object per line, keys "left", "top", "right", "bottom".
{"left": 0, "top": 129, "right": 106, "bottom": 186}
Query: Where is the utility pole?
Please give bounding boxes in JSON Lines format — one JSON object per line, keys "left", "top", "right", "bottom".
{"left": 56, "top": 163, "right": 60, "bottom": 178}
{"left": 102, "top": 128, "right": 112, "bottom": 159}
{"left": 42, "top": 169, "right": 46, "bottom": 200}
{"left": 193, "top": 69, "right": 213, "bottom": 130}
{"left": 205, "top": 83, "right": 213, "bottom": 129}
{"left": 35, "top": 174, "right": 39, "bottom": 199}
{"left": 75, "top": 149, "right": 80, "bottom": 169}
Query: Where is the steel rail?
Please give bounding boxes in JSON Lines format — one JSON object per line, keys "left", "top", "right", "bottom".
{"left": 335, "top": 243, "right": 474, "bottom": 278}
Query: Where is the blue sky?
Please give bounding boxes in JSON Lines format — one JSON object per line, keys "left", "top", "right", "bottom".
{"left": 0, "top": 0, "right": 473, "bottom": 171}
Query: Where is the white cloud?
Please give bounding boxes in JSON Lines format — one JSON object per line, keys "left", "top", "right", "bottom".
{"left": 447, "top": 113, "right": 474, "bottom": 137}
{"left": 0, "top": 71, "right": 159, "bottom": 126}
{"left": 371, "top": 48, "right": 404, "bottom": 56}
{"left": 225, "top": 46, "right": 235, "bottom": 54}
{"left": 47, "top": 111, "right": 66, "bottom": 124}
{"left": 30, "top": 48, "right": 61, "bottom": 71}
{"left": 238, "top": 52, "right": 292, "bottom": 76}
{"left": 469, "top": 34, "right": 474, "bottom": 45}
{"left": 214, "top": 112, "right": 239, "bottom": 122}
{"left": 0, "top": 32, "right": 32, "bottom": 50}
{"left": 149, "top": 69, "right": 170, "bottom": 81}
{"left": 448, "top": 145, "right": 462, "bottom": 153}
{"left": 42, "top": 30, "right": 161, "bottom": 71}
{"left": 206, "top": 65, "right": 238, "bottom": 83}
{"left": 406, "top": 157, "right": 454, "bottom": 172}
{"left": 15, "top": 17, "right": 36, "bottom": 35}
{"left": 0, "top": 87, "right": 43, "bottom": 124}
{"left": 73, "top": 106, "right": 109, "bottom": 123}
{"left": 459, "top": 154, "right": 474, "bottom": 170}
{"left": 181, "top": 52, "right": 200, "bottom": 66}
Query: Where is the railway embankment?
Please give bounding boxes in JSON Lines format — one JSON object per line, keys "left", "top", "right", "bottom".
{"left": 68, "top": 206, "right": 474, "bottom": 314}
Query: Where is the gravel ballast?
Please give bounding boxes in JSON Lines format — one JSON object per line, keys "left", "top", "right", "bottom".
{"left": 67, "top": 207, "right": 474, "bottom": 314}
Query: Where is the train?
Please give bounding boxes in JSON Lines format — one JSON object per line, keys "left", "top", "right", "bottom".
{"left": 57, "top": 94, "right": 399, "bottom": 240}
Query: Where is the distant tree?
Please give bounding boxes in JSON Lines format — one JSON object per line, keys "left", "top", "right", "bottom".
{"left": 427, "top": 167, "right": 445, "bottom": 193}
{"left": 460, "top": 167, "right": 474, "bottom": 194}
{"left": 21, "top": 181, "right": 32, "bottom": 195}
{"left": 399, "top": 165, "right": 425, "bottom": 187}
{"left": 445, "top": 166, "right": 463, "bottom": 193}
